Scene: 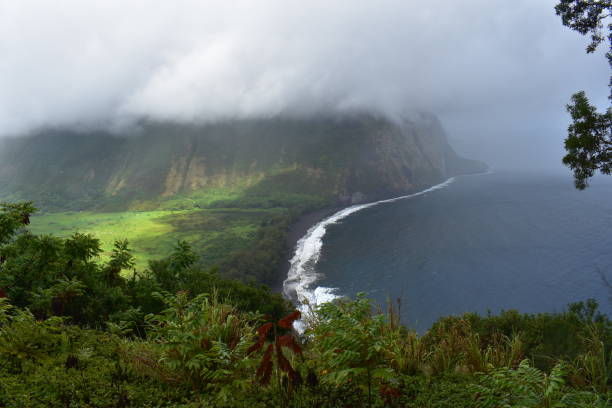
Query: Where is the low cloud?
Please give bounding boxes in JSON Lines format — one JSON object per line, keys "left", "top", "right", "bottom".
{"left": 0, "top": 1, "right": 609, "bottom": 168}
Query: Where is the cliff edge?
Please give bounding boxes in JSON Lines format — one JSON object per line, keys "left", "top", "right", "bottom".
{"left": 0, "top": 113, "right": 486, "bottom": 210}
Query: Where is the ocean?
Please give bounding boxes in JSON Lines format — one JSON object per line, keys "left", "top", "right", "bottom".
{"left": 283, "top": 171, "right": 612, "bottom": 332}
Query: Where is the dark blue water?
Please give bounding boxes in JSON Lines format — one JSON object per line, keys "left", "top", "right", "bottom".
{"left": 315, "top": 171, "right": 612, "bottom": 331}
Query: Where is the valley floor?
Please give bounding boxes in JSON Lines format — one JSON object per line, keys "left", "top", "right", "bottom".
{"left": 30, "top": 208, "right": 283, "bottom": 272}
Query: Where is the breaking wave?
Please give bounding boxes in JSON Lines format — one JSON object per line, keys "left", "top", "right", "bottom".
{"left": 282, "top": 177, "right": 456, "bottom": 331}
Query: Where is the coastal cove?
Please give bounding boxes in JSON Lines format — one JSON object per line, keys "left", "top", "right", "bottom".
{"left": 2, "top": 2, "right": 612, "bottom": 405}
{"left": 284, "top": 171, "right": 612, "bottom": 332}
{"left": 282, "top": 177, "right": 458, "bottom": 308}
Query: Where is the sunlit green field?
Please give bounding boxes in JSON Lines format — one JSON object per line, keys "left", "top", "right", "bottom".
{"left": 30, "top": 208, "right": 281, "bottom": 271}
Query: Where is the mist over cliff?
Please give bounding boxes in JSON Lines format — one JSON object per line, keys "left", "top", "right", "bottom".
{"left": 0, "top": 114, "right": 485, "bottom": 211}
{"left": 1, "top": 1, "right": 609, "bottom": 173}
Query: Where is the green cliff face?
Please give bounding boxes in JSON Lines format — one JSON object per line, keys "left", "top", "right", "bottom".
{"left": 0, "top": 114, "right": 484, "bottom": 211}
{"left": 0, "top": 114, "right": 485, "bottom": 282}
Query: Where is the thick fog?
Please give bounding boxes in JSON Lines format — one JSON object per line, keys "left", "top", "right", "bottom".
{"left": 1, "top": 0, "right": 609, "bottom": 170}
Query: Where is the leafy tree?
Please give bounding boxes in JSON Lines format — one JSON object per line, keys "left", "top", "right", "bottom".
{"left": 556, "top": 0, "right": 612, "bottom": 63}
{"left": 145, "top": 240, "right": 198, "bottom": 293}
{"left": 63, "top": 232, "right": 102, "bottom": 265}
{"left": 139, "top": 241, "right": 291, "bottom": 320}
{"left": 563, "top": 92, "right": 612, "bottom": 189}
{"left": 0, "top": 202, "right": 291, "bottom": 329}
{"left": 0, "top": 202, "right": 134, "bottom": 325}
{"left": 104, "top": 239, "right": 135, "bottom": 286}
{"left": 0, "top": 202, "right": 35, "bottom": 246}
{"left": 555, "top": 1, "right": 612, "bottom": 189}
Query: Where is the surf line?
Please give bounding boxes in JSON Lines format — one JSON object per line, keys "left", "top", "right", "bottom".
{"left": 282, "top": 176, "right": 456, "bottom": 327}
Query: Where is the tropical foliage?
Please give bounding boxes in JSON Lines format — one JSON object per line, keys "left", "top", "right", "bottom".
{"left": 1, "top": 202, "right": 611, "bottom": 406}
{"left": 1, "top": 293, "right": 610, "bottom": 407}
{"left": 0, "top": 202, "right": 291, "bottom": 329}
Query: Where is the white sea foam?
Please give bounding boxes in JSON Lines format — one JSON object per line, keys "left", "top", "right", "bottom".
{"left": 283, "top": 177, "right": 456, "bottom": 331}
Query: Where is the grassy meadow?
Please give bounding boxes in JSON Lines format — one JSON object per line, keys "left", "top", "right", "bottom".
{"left": 20, "top": 172, "right": 332, "bottom": 281}
{"left": 29, "top": 207, "right": 283, "bottom": 271}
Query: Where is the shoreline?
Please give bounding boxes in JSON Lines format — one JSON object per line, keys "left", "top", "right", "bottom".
{"left": 273, "top": 186, "right": 449, "bottom": 296}
{"left": 273, "top": 169, "right": 491, "bottom": 298}
{"left": 272, "top": 206, "right": 341, "bottom": 293}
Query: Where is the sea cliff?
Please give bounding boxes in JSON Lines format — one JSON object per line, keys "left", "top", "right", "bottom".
{"left": 0, "top": 113, "right": 485, "bottom": 210}
{"left": 0, "top": 113, "right": 485, "bottom": 284}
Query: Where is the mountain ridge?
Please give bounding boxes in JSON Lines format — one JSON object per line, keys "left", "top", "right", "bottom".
{"left": 0, "top": 113, "right": 486, "bottom": 211}
{"left": 0, "top": 114, "right": 486, "bottom": 283}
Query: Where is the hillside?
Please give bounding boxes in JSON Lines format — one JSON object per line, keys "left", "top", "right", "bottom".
{"left": 0, "top": 114, "right": 484, "bottom": 209}
{"left": 0, "top": 113, "right": 485, "bottom": 283}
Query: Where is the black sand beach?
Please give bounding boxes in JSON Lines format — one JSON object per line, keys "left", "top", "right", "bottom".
{"left": 272, "top": 206, "right": 341, "bottom": 293}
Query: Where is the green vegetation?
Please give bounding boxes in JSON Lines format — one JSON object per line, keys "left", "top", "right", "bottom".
{"left": 0, "top": 115, "right": 486, "bottom": 290}
{"left": 29, "top": 210, "right": 176, "bottom": 270}
{"left": 555, "top": 0, "right": 612, "bottom": 189}
{"left": 28, "top": 207, "right": 286, "bottom": 274}
{"left": 23, "top": 164, "right": 334, "bottom": 282}
{"left": 1, "top": 294, "right": 610, "bottom": 407}
{"left": 0, "top": 202, "right": 610, "bottom": 406}
{"left": 0, "top": 202, "right": 290, "bottom": 327}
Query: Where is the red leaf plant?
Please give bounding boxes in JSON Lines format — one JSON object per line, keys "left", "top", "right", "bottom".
{"left": 256, "top": 344, "right": 274, "bottom": 385}
{"left": 277, "top": 310, "right": 301, "bottom": 329}
{"left": 249, "top": 311, "right": 303, "bottom": 388}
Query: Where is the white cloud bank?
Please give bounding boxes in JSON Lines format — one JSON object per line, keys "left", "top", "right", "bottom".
{"left": 0, "top": 0, "right": 609, "bottom": 155}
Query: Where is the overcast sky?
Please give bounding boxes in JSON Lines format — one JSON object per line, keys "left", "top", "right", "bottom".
{"left": 0, "top": 0, "right": 609, "bottom": 170}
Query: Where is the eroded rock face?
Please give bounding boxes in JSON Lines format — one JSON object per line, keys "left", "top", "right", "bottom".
{"left": 0, "top": 114, "right": 486, "bottom": 210}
